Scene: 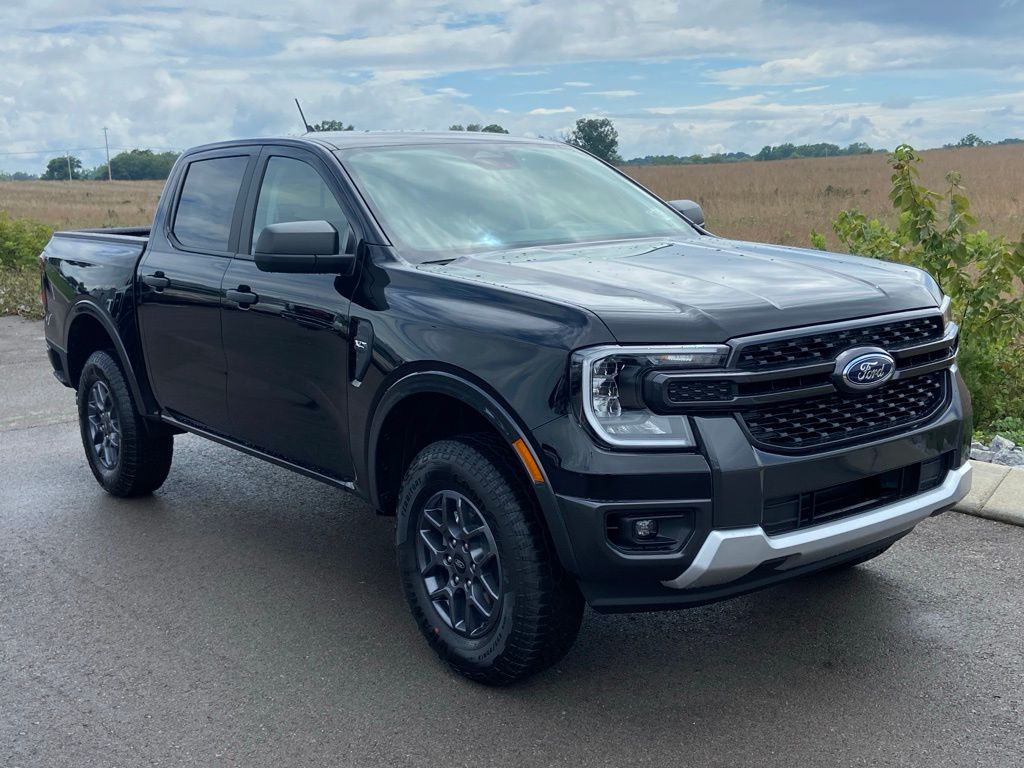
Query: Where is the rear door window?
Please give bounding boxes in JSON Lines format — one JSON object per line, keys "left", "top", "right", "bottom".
{"left": 173, "top": 156, "right": 249, "bottom": 251}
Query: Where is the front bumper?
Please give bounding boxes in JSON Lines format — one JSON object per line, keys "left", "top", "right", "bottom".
{"left": 534, "top": 368, "right": 972, "bottom": 612}
{"left": 662, "top": 461, "right": 970, "bottom": 590}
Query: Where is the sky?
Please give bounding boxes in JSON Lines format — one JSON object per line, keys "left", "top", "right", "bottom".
{"left": 1, "top": 0, "right": 1023, "bottom": 174}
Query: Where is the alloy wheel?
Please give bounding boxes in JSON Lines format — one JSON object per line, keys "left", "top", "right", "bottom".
{"left": 86, "top": 380, "right": 121, "bottom": 470}
{"left": 416, "top": 490, "right": 502, "bottom": 638}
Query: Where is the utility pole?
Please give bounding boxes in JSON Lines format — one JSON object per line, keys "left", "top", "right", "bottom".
{"left": 103, "top": 127, "right": 112, "bottom": 180}
{"left": 65, "top": 152, "right": 72, "bottom": 181}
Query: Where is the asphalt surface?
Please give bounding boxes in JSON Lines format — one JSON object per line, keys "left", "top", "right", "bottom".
{"left": 1, "top": 316, "right": 1022, "bottom": 767}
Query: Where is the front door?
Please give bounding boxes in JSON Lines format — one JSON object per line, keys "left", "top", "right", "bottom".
{"left": 137, "top": 149, "right": 256, "bottom": 432}
{"left": 221, "top": 147, "right": 360, "bottom": 480}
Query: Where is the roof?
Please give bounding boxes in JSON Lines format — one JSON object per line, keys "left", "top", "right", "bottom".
{"left": 179, "top": 131, "right": 561, "bottom": 159}
{"left": 303, "top": 131, "right": 556, "bottom": 151}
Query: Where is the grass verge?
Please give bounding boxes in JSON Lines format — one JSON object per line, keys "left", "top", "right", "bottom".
{"left": 0, "top": 267, "right": 42, "bottom": 320}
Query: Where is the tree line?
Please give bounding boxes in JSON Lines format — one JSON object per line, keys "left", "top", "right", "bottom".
{"left": 18, "top": 149, "right": 182, "bottom": 181}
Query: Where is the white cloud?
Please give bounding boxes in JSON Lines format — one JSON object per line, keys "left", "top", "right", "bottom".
{"left": 0, "top": 0, "right": 1021, "bottom": 172}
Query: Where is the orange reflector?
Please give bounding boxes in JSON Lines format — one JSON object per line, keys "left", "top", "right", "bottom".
{"left": 512, "top": 438, "right": 544, "bottom": 484}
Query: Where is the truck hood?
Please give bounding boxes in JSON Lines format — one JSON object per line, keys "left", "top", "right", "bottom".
{"left": 420, "top": 236, "right": 941, "bottom": 343}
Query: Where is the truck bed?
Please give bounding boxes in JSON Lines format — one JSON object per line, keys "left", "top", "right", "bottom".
{"left": 53, "top": 226, "right": 151, "bottom": 243}
{"left": 41, "top": 228, "right": 153, "bottom": 388}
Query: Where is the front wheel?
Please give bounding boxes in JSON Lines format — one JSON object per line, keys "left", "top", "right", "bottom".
{"left": 396, "top": 435, "right": 583, "bottom": 685}
{"left": 77, "top": 350, "right": 173, "bottom": 497}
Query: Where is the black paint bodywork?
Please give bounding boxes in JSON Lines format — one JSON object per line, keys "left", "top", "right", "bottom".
{"left": 40, "top": 132, "right": 971, "bottom": 611}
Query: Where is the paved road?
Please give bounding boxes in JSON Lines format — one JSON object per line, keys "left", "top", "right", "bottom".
{"left": 1, "top": 316, "right": 1022, "bottom": 768}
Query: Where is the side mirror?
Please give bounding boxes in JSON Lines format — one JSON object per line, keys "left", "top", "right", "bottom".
{"left": 254, "top": 220, "right": 356, "bottom": 274}
{"left": 669, "top": 199, "right": 705, "bottom": 228}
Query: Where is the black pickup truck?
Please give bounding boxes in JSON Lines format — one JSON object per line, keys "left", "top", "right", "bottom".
{"left": 40, "top": 132, "right": 972, "bottom": 684}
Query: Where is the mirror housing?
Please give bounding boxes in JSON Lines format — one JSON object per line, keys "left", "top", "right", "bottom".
{"left": 254, "top": 220, "right": 356, "bottom": 274}
{"left": 668, "top": 199, "right": 705, "bottom": 228}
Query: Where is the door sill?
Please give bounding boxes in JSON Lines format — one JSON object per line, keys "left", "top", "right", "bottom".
{"left": 160, "top": 413, "right": 357, "bottom": 492}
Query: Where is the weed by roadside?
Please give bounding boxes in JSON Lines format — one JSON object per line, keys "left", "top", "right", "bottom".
{"left": 0, "top": 266, "right": 42, "bottom": 319}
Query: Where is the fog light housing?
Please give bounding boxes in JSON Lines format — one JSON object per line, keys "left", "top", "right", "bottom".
{"left": 606, "top": 510, "right": 695, "bottom": 553}
{"left": 633, "top": 518, "right": 659, "bottom": 539}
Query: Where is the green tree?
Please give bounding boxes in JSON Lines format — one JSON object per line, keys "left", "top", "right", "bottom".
{"left": 566, "top": 118, "right": 620, "bottom": 163}
{"left": 955, "top": 133, "right": 990, "bottom": 148}
{"left": 450, "top": 123, "right": 508, "bottom": 133}
{"left": 41, "top": 155, "right": 82, "bottom": 180}
{"left": 310, "top": 119, "right": 355, "bottom": 132}
{"left": 108, "top": 149, "right": 179, "bottom": 180}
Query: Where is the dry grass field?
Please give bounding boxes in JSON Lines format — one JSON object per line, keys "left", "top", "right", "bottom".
{"left": 0, "top": 179, "right": 163, "bottom": 229}
{"left": 0, "top": 144, "right": 1021, "bottom": 248}
{"left": 624, "top": 144, "right": 1024, "bottom": 249}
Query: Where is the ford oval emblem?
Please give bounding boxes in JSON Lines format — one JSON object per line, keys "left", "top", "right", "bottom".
{"left": 834, "top": 348, "right": 896, "bottom": 392}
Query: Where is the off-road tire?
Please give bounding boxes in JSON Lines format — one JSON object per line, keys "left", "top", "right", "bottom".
{"left": 77, "top": 350, "right": 173, "bottom": 497}
{"left": 396, "top": 434, "right": 584, "bottom": 685}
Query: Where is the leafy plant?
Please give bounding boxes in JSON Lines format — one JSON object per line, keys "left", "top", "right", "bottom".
{"left": 0, "top": 212, "right": 53, "bottom": 269}
{"left": 814, "top": 144, "right": 1024, "bottom": 427}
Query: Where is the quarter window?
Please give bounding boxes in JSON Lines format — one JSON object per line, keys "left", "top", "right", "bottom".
{"left": 252, "top": 157, "right": 352, "bottom": 253}
{"left": 172, "top": 155, "right": 249, "bottom": 251}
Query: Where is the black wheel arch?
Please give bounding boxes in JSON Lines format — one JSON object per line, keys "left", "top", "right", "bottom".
{"left": 366, "top": 367, "right": 581, "bottom": 576}
{"left": 63, "top": 300, "right": 156, "bottom": 418}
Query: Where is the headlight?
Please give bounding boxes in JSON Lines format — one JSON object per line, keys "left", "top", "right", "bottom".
{"left": 574, "top": 344, "right": 729, "bottom": 449}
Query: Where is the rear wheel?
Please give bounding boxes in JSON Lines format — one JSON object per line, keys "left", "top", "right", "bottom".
{"left": 396, "top": 435, "right": 583, "bottom": 685}
{"left": 77, "top": 350, "right": 173, "bottom": 497}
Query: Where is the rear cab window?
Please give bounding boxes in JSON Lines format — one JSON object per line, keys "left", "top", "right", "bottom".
{"left": 172, "top": 156, "right": 250, "bottom": 251}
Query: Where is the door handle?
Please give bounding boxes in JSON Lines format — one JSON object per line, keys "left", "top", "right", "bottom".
{"left": 142, "top": 273, "right": 170, "bottom": 291}
{"left": 226, "top": 287, "right": 259, "bottom": 307}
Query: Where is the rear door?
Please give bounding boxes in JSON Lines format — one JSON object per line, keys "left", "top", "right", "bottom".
{"left": 137, "top": 147, "right": 258, "bottom": 432}
{"left": 220, "top": 145, "right": 362, "bottom": 480}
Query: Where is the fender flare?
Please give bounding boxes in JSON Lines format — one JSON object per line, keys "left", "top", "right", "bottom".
{"left": 64, "top": 300, "right": 150, "bottom": 416}
{"left": 366, "top": 369, "right": 580, "bottom": 575}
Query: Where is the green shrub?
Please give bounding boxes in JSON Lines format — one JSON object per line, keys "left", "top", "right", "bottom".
{"left": 0, "top": 212, "right": 53, "bottom": 270}
{"left": 975, "top": 416, "right": 1024, "bottom": 445}
{"left": 812, "top": 145, "right": 1024, "bottom": 429}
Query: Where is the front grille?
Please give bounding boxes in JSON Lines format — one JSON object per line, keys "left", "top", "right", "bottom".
{"left": 665, "top": 379, "right": 735, "bottom": 403}
{"left": 762, "top": 452, "right": 952, "bottom": 535}
{"left": 735, "top": 316, "right": 944, "bottom": 371}
{"left": 740, "top": 370, "right": 947, "bottom": 451}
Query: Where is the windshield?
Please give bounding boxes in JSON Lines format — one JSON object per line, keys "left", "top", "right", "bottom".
{"left": 339, "top": 142, "right": 696, "bottom": 260}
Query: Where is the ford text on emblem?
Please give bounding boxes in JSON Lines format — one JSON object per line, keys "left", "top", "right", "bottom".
{"left": 833, "top": 347, "right": 896, "bottom": 392}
